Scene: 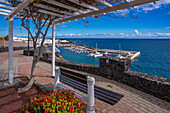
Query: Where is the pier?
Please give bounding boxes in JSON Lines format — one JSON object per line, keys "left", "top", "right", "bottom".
{"left": 96, "top": 49, "right": 140, "bottom": 60}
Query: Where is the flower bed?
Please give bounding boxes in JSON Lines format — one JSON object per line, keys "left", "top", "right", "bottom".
{"left": 19, "top": 89, "right": 85, "bottom": 113}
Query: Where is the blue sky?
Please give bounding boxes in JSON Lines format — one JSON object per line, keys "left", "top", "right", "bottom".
{"left": 0, "top": 0, "right": 170, "bottom": 38}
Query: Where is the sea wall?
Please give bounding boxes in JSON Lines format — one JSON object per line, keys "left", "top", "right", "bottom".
{"left": 23, "top": 50, "right": 170, "bottom": 102}
{"left": 100, "top": 57, "right": 170, "bottom": 102}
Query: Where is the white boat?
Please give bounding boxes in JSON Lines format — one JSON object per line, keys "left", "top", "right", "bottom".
{"left": 55, "top": 47, "right": 60, "bottom": 52}
{"left": 87, "top": 53, "right": 94, "bottom": 57}
{"left": 103, "top": 52, "right": 108, "bottom": 56}
{"left": 117, "top": 54, "right": 125, "bottom": 59}
{"left": 93, "top": 52, "right": 103, "bottom": 57}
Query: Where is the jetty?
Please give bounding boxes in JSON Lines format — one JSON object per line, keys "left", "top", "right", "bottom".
{"left": 96, "top": 49, "right": 140, "bottom": 60}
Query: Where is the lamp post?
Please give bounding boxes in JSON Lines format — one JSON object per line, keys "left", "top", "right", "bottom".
{"left": 26, "top": 18, "right": 30, "bottom": 56}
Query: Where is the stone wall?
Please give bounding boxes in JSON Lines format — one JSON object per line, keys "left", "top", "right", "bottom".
{"left": 23, "top": 50, "right": 170, "bottom": 102}
{"left": 99, "top": 57, "right": 170, "bottom": 102}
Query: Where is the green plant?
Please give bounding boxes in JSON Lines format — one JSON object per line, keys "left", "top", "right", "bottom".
{"left": 4, "top": 35, "right": 9, "bottom": 40}
{"left": 21, "top": 89, "right": 85, "bottom": 113}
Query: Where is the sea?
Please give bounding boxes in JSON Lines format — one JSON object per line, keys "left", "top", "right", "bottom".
{"left": 51, "top": 38, "right": 170, "bottom": 79}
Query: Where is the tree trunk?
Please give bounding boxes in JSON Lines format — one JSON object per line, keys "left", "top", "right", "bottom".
{"left": 18, "top": 49, "right": 38, "bottom": 93}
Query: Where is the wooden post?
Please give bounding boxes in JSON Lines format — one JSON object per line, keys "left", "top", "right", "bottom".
{"left": 8, "top": 17, "right": 13, "bottom": 83}
{"left": 52, "top": 23, "right": 55, "bottom": 77}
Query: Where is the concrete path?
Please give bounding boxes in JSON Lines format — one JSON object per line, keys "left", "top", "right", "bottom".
{"left": 0, "top": 50, "right": 170, "bottom": 113}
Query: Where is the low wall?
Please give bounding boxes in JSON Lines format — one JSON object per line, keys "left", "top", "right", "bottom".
{"left": 23, "top": 50, "right": 170, "bottom": 102}
{"left": 100, "top": 57, "right": 170, "bottom": 102}
{"left": 0, "top": 47, "right": 30, "bottom": 53}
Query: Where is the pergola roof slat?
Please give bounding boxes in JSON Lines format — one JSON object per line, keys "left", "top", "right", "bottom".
{"left": 68, "top": 0, "right": 99, "bottom": 11}
{"left": 4, "top": 0, "right": 33, "bottom": 20}
{"left": 0, "top": 11, "right": 8, "bottom": 15}
{"left": 0, "top": 4, "right": 14, "bottom": 10}
{"left": 42, "top": 0, "right": 85, "bottom": 14}
{"left": 53, "top": 0, "right": 159, "bottom": 24}
{"left": 0, "top": 8, "right": 11, "bottom": 13}
{"left": 34, "top": 3, "right": 75, "bottom": 16}
{"left": 96, "top": 0, "right": 113, "bottom": 7}
{"left": 38, "top": 9, "right": 69, "bottom": 18}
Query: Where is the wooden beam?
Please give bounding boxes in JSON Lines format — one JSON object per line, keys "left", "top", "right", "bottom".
{"left": 54, "top": 0, "right": 159, "bottom": 24}
{"left": 5, "top": 0, "right": 34, "bottom": 20}
{"left": 38, "top": 9, "right": 69, "bottom": 18}
{"left": 42, "top": 0, "right": 85, "bottom": 14}
{"left": 34, "top": 3, "right": 75, "bottom": 16}
{"left": 96, "top": 0, "right": 112, "bottom": 7}
{"left": 68, "top": 0, "right": 99, "bottom": 11}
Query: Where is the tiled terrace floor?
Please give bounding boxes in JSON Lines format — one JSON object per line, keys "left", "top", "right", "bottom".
{"left": 0, "top": 50, "right": 170, "bottom": 113}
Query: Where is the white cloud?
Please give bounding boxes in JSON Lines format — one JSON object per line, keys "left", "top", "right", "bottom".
{"left": 165, "top": 27, "right": 170, "bottom": 29}
{"left": 53, "top": 30, "right": 170, "bottom": 38}
{"left": 135, "top": 0, "right": 170, "bottom": 12}
{"left": 133, "top": 30, "right": 139, "bottom": 35}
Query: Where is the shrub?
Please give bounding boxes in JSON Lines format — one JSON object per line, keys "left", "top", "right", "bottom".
{"left": 21, "top": 89, "right": 85, "bottom": 113}
{"left": 4, "top": 35, "right": 9, "bottom": 40}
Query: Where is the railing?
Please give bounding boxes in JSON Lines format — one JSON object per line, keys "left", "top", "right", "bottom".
{"left": 54, "top": 67, "right": 95, "bottom": 113}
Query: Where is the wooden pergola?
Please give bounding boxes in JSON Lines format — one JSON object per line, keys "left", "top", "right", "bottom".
{"left": 0, "top": 0, "right": 159, "bottom": 83}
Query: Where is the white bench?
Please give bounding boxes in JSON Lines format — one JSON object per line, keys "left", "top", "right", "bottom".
{"left": 54, "top": 67, "right": 95, "bottom": 113}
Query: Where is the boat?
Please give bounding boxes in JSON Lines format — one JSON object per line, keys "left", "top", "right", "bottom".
{"left": 55, "top": 47, "right": 60, "bottom": 52}
{"left": 93, "top": 52, "right": 103, "bottom": 57}
{"left": 103, "top": 52, "right": 108, "bottom": 56}
{"left": 116, "top": 54, "right": 125, "bottom": 59}
{"left": 87, "top": 53, "right": 94, "bottom": 57}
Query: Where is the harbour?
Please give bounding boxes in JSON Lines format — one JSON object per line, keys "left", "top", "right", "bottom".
{"left": 57, "top": 43, "right": 140, "bottom": 60}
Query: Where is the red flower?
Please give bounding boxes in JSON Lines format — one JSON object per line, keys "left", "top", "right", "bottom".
{"left": 24, "top": 110, "right": 28, "bottom": 113}
{"left": 83, "top": 102, "right": 85, "bottom": 105}
{"left": 40, "top": 102, "right": 42, "bottom": 105}
{"left": 46, "top": 110, "right": 48, "bottom": 113}
{"left": 77, "top": 105, "right": 80, "bottom": 108}
{"left": 61, "top": 108, "right": 64, "bottom": 110}
{"left": 69, "top": 107, "right": 73, "bottom": 112}
{"left": 43, "top": 98, "right": 46, "bottom": 102}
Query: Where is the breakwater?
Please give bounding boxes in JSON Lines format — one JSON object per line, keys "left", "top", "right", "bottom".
{"left": 23, "top": 50, "right": 170, "bottom": 102}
